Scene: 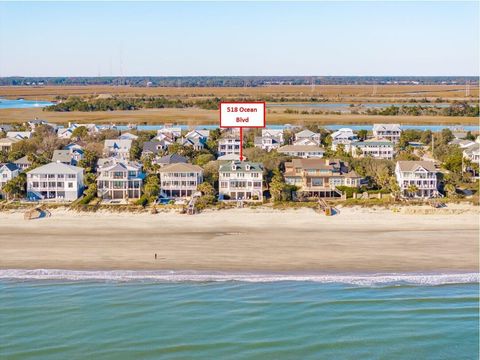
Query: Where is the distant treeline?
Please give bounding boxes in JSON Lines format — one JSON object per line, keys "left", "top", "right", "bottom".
{"left": 2, "top": 76, "right": 478, "bottom": 87}
{"left": 44, "top": 96, "right": 325, "bottom": 112}
{"left": 366, "top": 102, "right": 479, "bottom": 117}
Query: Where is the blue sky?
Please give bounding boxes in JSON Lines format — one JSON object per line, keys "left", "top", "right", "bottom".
{"left": 0, "top": 1, "right": 478, "bottom": 76}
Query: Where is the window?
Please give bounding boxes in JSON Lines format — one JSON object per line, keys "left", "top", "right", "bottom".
{"left": 68, "top": 182, "right": 74, "bottom": 188}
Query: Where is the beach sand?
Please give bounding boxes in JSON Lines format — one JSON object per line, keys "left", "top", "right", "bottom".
{"left": 0, "top": 206, "right": 478, "bottom": 273}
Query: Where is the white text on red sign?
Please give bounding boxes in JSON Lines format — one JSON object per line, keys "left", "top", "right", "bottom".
{"left": 220, "top": 102, "right": 265, "bottom": 128}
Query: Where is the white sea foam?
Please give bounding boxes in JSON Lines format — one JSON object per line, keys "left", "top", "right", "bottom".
{"left": 0, "top": 269, "right": 478, "bottom": 286}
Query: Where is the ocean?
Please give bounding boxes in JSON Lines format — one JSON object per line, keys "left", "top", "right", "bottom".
{"left": 0, "top": 271, "right": 478, "bottom": 360}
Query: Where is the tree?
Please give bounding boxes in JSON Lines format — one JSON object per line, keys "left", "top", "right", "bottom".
{"left": 269, "top": 169, "right": 286, "bottom": 202}
{"left": 143, "top": 174, "right": 160, "bottom": 201}
{"left": 78, "top": 149, "right": 98, "bottom": 174}
{"left": 444, "top": 183, "right": 456, "bottom": 198}
{"left": 197, "top": 182, "right": 216, "bottom": 196}
{"left": 442, "top": 146, "right": 463, "bottom": 174}
{"left": 2, "top": 173, "right": 26, "bottom": 200}
{"left": 71, "top": 126, "right": 88, "bottom": 140}
{"left": 440, "top": 128, "right": 454, "bottom": 145}
{"left": 407, "top": 184, "right": 419, "bottom": 198}
{"left": 129, "top": 140, "right": 142, "bottom": 160}
{"left": 465, "top": 131, "right": 476, "bottom": 141}
{"left": 357, "top": 129, "right": 368, "bottom": 140}
{"left": 388, "top": 176, "right": 401, "bottom": 199}
{"left": 194, "top": 153, "right": 215, "bottom": 167}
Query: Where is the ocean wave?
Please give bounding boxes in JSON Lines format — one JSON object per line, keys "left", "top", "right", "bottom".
{"left": 0, "top": 269, "right": 478, "bottom": 286}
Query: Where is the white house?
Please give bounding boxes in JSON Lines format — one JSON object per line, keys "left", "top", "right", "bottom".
{"left": 185, "top": 129, "right": 210, "bottom": 142}
{"left": 104, "top": 139, "right": 132, "bottom": 160}
{"left": 158, "top": 163, "right": 203, "bottom": 199}
{"left": 463, "top": 141, "right": 480, "bottom": 178}
{"left": 395, "top": 161, "right": 438, "bottom": 199}
{"left": 373, "top": 124, "right": 402, "bottom": 144}
{"left": 254, "top": 129, "right": 284, "bottom": 151}
{"left": 27, "top": 162, "right": 84, "bottom": 201}
{"left": 157, "top": 127, "right": 182, "bottom": 139}
{"left": 350, "top": 138, "right": 395, "bottom": 159}
{"left": 330, "top": 128, "right": 358, "bottom": 151}
{"left": 0, "top": 163, "right": 20, "bottom": 198}
{"left": 277, "top": 145, "right": 325, "bottom": 158}
{"left": 218, "top": 136, "right": 241, "bottom": 157}
{"left": 294, "top": 129, "right": 321, "bottom": 145}
{"left": 219, "top": 161, "right": 263, "bottom": 201}
{"left": 96, "top": 159, "right": 145, "bottom": 200}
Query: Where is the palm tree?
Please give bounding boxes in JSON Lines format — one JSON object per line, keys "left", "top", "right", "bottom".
{"left": 407, "top": 184, "right": 419, "bottom": 198}
{"left": 444, "top": 183, "right": 456, "bottom": 198}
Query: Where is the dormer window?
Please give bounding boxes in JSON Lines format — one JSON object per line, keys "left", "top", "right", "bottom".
{"left": 245, "top": 164, "right": 251, "bottom": 171}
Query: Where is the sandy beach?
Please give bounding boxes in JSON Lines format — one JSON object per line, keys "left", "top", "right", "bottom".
{"left": 0, "top": 206, "right": 478, "bottom": 273}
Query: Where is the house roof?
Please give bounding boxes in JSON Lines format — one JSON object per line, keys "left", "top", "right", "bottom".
{"left": 295, "top": 129, "right": 317, "bottom": 138}
{"left": 278, "top": 145, "right": 325, "bottom": 152}
{"left": 219, "top": 161, "right": 263, "bottom": 172}
{"left": 0, "top": 162, "right": 19, "bottom": 172}
{"left": 142, "top": 141, "right": 164, "bottom": 154}
{"left": 0, "top": 137, "right": 20, "bottom": 145}
{"left": 464, "top": 143, "right": 480, "bottom": 155}
{"left": 27, "top": 162, "right": 84, "bottom": 175}
{"left": 217, "top": 154, "right": 241, "bottom": 161}
{"left": 373, "top": 124, "right": 401, "bottom": 132}
{"left": 13, "top": 155, "right": 31, "bottom": 165}
{"left": 158, "top": 163, "right": 203, "bottom": 173}
{"left": 396, "top": 161, "right": 436, "bottom": 172}
{"left": 119, "top": 132, "right": 138, "bottom": 140}
{"left": 52, "top": 150, "right": 73, "bottom": 163}
{"left": 104, "top": 139, "right": 132, "bottom": 148}
{"left": 156, "top": 153, "right": 188, "bottom": 164}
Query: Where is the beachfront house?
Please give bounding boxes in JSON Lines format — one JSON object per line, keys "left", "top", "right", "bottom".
{"left": 294, "top": 129, "right": 321, "bottom": 145}
{"left": 394, "top": 161, "right": 439, "bottom": 198}
{"left": 373, "top": 124, "right": 402, "bottom": 144}
{"left": 254, "top": 129, "right": 284, "bottom": 152}
{"left": 462, "top": 140, "right": 480, "bottom": 178}
{"left": 277, "top": 145, "right": 325, "bottom": 158}
{"left": 218, "top": 136, "right": 241, "bottom": 157}
{"left": 96, "top": 159, "right": 145, "bottom": 200}
{"left": 284, "top": 158, "right": 361, "bottom": 199}
{"left": 0, "top": 163, "right": 20, "bottom": 198}
{"left": 158, "top": 163, "right": 203, "bottom": 199}
{"left": 218, "top": 161, "right": 263, "bottom": 201}
{"left": 104, "top": 139, "right": 132, "bottom": 160}
{"left": 350, "top": 138, "right": 395, "bottom": 159}
{"left": 26, "top": 162, "right": 84, "bottom": 201}
{"left": 330, "top": 128, "right": 357, "bottom": 151}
